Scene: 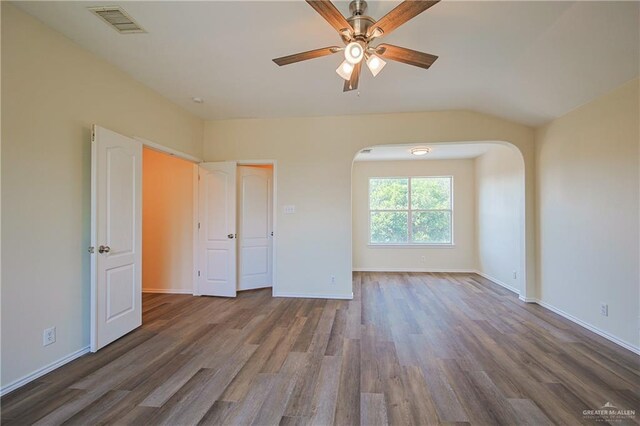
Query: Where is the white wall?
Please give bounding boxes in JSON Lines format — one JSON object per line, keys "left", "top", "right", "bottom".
{"left": 142, "top": 148, "right": 194, "bottom": 294}
{"left": 1, "top": 4, "right": 203, "bottom": 390}
{"left": 203, "top": 112, "right": 535, "bottom": 300}
{"left": 475, "top": 145, "right": 525, "bottom": 294}
{"left": 352, "top": 159, "right": 476, "bottom": 272}
{"left": 535, "top": 78, "right": 639, "bottom": 350}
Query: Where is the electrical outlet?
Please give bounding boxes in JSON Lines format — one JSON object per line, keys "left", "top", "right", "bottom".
{"left": 43, "top": 327, "right": 56, "bottom": 346}
{"left": 600, "top": 303, "right": 608, "bottom": 317}
{"left": 513, "top": 271, "right": 517, "bottom": 280}
{"left": 330, "top": 275, "right": 336, "bottom": 285}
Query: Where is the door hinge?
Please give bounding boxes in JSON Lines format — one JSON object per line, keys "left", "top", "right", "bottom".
{"left": 198, "top": 270, "right": 201, "bottom": 277}
{"left": 198, "top": 222, "right": 201, "bottom": 229}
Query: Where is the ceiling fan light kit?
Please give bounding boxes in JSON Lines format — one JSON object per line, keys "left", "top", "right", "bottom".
{"left": 366, "top": 54, "right": 386, "bottom": 77}
{"left": 344, "top": 41, "right": 365, "bottom": 64}
{"left": 336, "top": 60, "right": 355, "bottom": 80}
{"left": 273, "top": 0, "right": 440, "bottom": 92}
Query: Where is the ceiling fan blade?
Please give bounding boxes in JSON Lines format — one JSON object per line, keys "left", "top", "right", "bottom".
{"left": 273, "top": 46, "right": 341, "bottom": 66}
{"left": 343, "top": 61, "right": 362, "bottom": 92}
{"left": 367, "top": 0, "right": 439, "bottom": 38}
{"left": 376, "top": 43, "right": 438, "bottom": 69}
{"left": 306, "top": 0, "right": 353, "bottom": 36}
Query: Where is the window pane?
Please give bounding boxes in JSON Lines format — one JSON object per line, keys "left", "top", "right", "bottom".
{"left": 371, "top": 211, "right": 408, "bottom": 244}
{"left": 369, "top": 178, "right": 408, "bottom": 210}
{"left": 411, "top": 177, "right": 451, "bottom": 210}
{"left": 412, "top": 211, "right": 451, "bottom": 244}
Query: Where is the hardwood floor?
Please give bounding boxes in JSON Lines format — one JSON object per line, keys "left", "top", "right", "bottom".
{"left": 2, "top": 272, "right": 639, "bottom": 425}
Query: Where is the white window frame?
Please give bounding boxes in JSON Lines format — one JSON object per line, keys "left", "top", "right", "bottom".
{"left": 368, "top": 176, "right": 454, "bottom": 247}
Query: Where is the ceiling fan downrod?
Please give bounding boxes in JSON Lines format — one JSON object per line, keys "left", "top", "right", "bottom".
{"left": 347, "top": 0, "right": 376, "bottom": 40}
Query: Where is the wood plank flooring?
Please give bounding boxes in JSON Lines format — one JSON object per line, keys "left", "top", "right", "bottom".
{"left": 2, "top": 272, "right": 639, "bottom": 425}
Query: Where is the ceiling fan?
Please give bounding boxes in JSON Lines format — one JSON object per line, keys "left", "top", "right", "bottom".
{"left": 273, "top": 0, "right": 440, "bottom": 92}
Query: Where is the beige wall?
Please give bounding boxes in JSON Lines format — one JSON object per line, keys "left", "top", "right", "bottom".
{"left": 1, "top": 4, "right": 204, "bottom": 389}
{"left": 475, "top": 145, "right": 525, "bottom": 294}
{"left": 535, "top": 78, "right": 639, "bottom": 350}
{"left": 143, "top": 148, "right": 194, "bottom": 294}
{"left": 203, "top": 111, "right": 535, "bottom": 300}
{"left": 352, "top": 159, "right": 476, "bottom": 271}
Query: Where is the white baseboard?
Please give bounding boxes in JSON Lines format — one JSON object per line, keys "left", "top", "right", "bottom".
{"left": 353, "top": 268, "right": 476, "bottom": 273}
{"left": 519, "top": 295, "right": 538, "bottom": 303}
{"left": 273, "top": 292, "right": 353, "bottom": 300}
{"left": 534, "top": 299, "right": 640, "bottom": 355}
{"left": 474, "top": 271, "right": 520, "bottom": 296}
{"left": 0, "top": 345, "right": 90, "bottom": 397}
{"left": 142, "top": 288, "right": 193, "bottom": 295}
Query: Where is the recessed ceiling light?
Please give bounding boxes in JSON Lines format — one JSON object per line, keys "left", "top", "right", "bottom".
{"left": 411, "top": 147, "right": 431, "bottom": 156}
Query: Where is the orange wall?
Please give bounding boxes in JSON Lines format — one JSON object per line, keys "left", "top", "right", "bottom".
{"left": 143, "top": 148, "right": 194, "bottom": 293}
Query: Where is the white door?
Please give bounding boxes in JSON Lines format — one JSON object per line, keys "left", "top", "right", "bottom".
{"left": 198, "top": 162, "right": 237, "bottom": 297}
{"left": 238, "top": 166, "right": 273, "bottom": 290}
{"left": 90, "top": 125, "right": 142, "bottom": 352}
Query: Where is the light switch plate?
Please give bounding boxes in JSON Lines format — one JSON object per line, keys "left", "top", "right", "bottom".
{"left": 283, "top": 205, "right": 296, "bottom": 214}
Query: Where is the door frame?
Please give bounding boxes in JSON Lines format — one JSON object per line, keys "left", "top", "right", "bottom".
{"left": 192, "top": 160, "right": 278, "bottom": 296}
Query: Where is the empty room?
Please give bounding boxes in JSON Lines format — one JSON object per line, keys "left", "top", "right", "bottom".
{"left": 1, "top": 0, "right": 639, "bottom": 425}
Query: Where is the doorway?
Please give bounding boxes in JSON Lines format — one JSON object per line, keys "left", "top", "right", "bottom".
{"left": 88, "top": 125, "right": 200, "bottom": 352}
{"left": 142, "top": 147, "right": 197, "bottom": 295}
{"left": 237, "top": 165, "right": 274, "bottom": 291}
{"left": 90, "top": 125, "right": 277, "bottom": 351}
{"left": 351, "top": 142, "right": 527, "bottom": 296}
{"left": 195, "top": 161, "right": 277, "bottom": 297}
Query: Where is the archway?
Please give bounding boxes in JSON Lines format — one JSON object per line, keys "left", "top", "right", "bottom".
{"left": 350, "top": 141, "right": 527, "bottom": 297}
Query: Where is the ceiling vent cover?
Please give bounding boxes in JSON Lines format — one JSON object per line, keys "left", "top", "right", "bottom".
{"left": 88, "top": 6, "right": 146, "bottom": 34}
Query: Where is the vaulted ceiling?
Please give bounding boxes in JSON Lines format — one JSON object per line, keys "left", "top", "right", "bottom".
{"left": 15, "top": 1, "right": 640, "bottom": 126}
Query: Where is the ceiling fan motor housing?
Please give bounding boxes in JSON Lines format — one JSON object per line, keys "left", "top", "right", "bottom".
{"left": 347, "top": 15, "right": 375, "bottom": 40}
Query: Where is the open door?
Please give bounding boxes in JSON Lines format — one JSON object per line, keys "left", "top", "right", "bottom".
{"left": 198, "top": 162, "right": 237, "bottom": 297}
{"left": 90, "top": 125, "right": 142, "bottom": 352}
{"left": 238, "top": 166, "right": 273, "bottom": 290}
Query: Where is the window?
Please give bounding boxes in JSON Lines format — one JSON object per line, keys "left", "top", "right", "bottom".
{"left": 369, "top": 176, "right": 453, "bottom": 245}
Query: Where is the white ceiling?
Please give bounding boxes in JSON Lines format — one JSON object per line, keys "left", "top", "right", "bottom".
{"left": 354, "top": 142, "right": 495, "bottom": 161}
{"left": 14, "top": 1, "right": 639, "bottom": 126}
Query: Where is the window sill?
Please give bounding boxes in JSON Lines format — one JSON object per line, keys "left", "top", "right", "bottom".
{"left": 367, "top": 244, "right": 456, "bottom": 249}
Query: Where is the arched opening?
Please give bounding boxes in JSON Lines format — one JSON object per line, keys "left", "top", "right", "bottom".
{"left": 350, "top": 141, "right": 527, "bottom": 297}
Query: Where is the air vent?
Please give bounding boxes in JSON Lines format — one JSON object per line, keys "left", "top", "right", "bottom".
{"left": 360, "top": 148, "right": 373, "bottom": 154}
{"left": 89, "top": 6, "right": 146, "bottom": 34}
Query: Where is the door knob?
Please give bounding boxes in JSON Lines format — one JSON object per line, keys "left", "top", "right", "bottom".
{"left": 227, "top": 234, "right": 234, "bottom": 239}
{"left": 98, "top": 245, "right": 111, "bottom": 254}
